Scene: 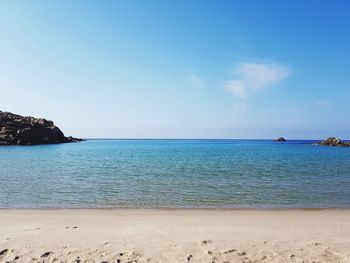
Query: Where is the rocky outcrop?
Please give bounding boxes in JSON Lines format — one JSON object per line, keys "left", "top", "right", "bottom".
{"left": 275, "top": 137, "right": 286, "bottom": 142}
{"left": 0, "top": 111, "right": 83, "bottom": 146}
{"left": 317, "top": 137, "right": 350, "bottom": 147}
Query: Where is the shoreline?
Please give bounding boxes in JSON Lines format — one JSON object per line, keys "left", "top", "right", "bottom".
{"left": 1, "top": 209, "right": 349, "bottom": 262}
{"left": 1, "top": 206, "right": 350, "bottom": 211}
{"left": 0, "top": 207, "right": 350, "bottom": 212}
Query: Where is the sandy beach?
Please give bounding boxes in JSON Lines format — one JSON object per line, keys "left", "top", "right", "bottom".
{"left": 0, "top": 209, "right": 349, "bottom": 263}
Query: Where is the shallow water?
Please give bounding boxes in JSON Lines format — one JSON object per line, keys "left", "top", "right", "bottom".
{"left": 0, "top": 139, "right": 350, "bottom": 208}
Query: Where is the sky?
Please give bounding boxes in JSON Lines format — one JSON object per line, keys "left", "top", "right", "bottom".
{"left": 1, "top": 0, "right": 350, "bottom": 139}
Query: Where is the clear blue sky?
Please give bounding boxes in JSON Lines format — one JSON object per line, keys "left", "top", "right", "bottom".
{"left": 1, "top": 0, "right": 349, "bottom": 139}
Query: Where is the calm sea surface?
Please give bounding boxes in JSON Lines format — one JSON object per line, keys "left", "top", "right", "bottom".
{"left": 1, "top": 139, "right": 350, "bottom": 209}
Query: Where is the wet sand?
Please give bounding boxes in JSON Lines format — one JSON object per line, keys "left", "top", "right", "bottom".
{"left": 0, "top": 209, "right": 349, "bottom": 262}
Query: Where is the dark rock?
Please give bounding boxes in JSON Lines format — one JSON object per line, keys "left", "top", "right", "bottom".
{"left": 0, "top": 111, "right": 83, "bottom": 146}
{"left": 317, "top": 137, "right": 350, "bottom": 147}
{"left": 275, "top": 137, "right": 286, "bottom": 142}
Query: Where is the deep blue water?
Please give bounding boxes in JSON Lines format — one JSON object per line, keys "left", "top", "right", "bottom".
{"left": 0, "top": 139, "right": 350, "bottom": 209}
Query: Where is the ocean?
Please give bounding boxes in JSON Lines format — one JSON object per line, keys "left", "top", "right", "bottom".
{"left": 0, "top": 139, "right": 349, "bottom": 209}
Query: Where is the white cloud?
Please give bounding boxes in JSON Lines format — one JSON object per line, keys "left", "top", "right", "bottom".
{"left": 315, "top": 100, "right": 330, "bottom": 107}
{"left": 225, "top": 80, "right": 247, "bottom": 99}
{"left": 189, "top": 73, "right": 205, "bottom": 89}
{"left": 237, "top": 63, "right": 290, "bottom": 90}
{"left": 225, "top": 61, "right": 290, "bottom": 99}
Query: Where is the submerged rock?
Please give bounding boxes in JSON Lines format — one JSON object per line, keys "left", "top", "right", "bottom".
{"left": 317, "top": 137, "right": 350, "bottom": 147}
{"left": 275, "top": 137, "right": 286, "bottom": 142}
{"left": 0, "top": 111, "right": 83, "bottom": 146}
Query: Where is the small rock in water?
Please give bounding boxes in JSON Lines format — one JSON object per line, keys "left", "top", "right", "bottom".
{"left": 275, "top": 137, "right": 286, "bottom": 142}
{"left": 317, "top": 137, "right": 350, "bottom": 147}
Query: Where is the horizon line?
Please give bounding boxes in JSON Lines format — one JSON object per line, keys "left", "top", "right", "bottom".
{"left": 81, "top": 137, "right": 324, "bottom": 141}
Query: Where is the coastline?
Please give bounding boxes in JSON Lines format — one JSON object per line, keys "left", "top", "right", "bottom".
{"left": 1, "top": 206, "right": 350, "bottom": 211}
{"left": 1, "top": 209, "right": 349, "bottom": 262}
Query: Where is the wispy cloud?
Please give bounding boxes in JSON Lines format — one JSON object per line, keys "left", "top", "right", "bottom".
{"left": 189, "top": 73, "right": 205, "bottom": 89}
{"left": 225, "top": 61, "right": 290, "bottom": 99}
{"left": 225, "top": 80, "right": 247, "bottom": 99}
{"left": 315, "top": 99, "right": 330, "bottom": 107}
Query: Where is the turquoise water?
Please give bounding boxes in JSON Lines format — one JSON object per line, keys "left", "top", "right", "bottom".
{"left": 0, "top": 139, "right": 350, "bottom": 209}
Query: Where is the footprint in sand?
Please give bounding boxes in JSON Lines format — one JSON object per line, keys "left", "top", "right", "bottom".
{"left": 201, "top": 240, "right": 212, "bottom": 245}
{"left": 41, "top": 251, "right": 53, "bottom": 258}
{"left": 0, "top": 249, "right": 8, "bottom": 256}
{"left": 24, "top": 228, "right": 40, "bottom": 232}
{"left": 237, "top": 251, "right": 246, "bottom": 256}
{"left": 224, "top": 249, "right": 237, "bottom": 254}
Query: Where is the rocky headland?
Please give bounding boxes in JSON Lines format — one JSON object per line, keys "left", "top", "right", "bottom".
{"left": 0, "top": 111, "right": 83, "bottom": 146}
{"left": 317, "top": 137, "right": 350, "bottom": 147}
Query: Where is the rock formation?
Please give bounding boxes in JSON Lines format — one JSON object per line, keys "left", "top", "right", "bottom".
{"left": 275, "top": 137, "right": 286, "bottom": 142}
{"left": 317, "top": 137, "right": 350, "bottom": 147}
{"left": 0, "top": 111, "right": 83, "bottom": 146}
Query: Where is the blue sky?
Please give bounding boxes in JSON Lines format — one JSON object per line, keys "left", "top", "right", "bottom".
{"left": 1, "top": 0, "right": 349, "bottom": 139}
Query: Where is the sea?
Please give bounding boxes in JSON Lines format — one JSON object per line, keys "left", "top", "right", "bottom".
{"left": 1, "top": 139, "right": 350, "bottom": 209}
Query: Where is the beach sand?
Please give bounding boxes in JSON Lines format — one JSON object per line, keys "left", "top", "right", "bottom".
{"left": 0, "top": 209, "right": 349, "bottom": 263}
